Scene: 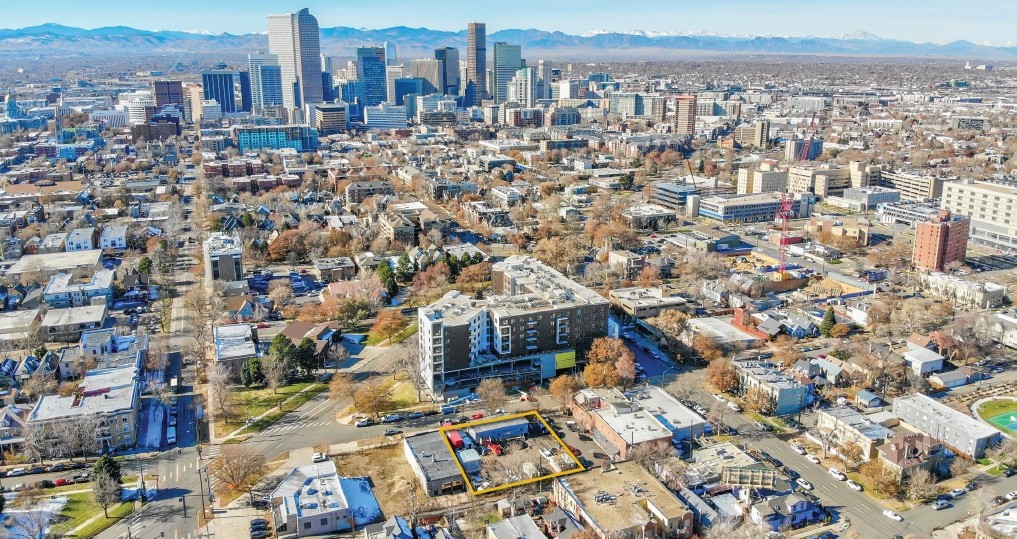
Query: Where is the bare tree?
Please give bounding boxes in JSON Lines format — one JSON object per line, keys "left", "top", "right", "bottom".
{"left": 904, "top": 469, "right": 938, "bottom": 501}
{"left": 328, "top": 372, "right": 357, "bottom": 402}
{"left": 665, "top": 377, "right": 696, "bottom": 403}
{"left": 629, "top": 440, "right": 675, "bottom": 469}
{"left": 708, "top": 401, "right": 731, "bottom": 434}
{"left": 93, "top": 471, "right": 122, "bottom": 518}
{"left": 207, "top": 363, "right": 235, "bottom": 424}
{"left": 22, "top": 421, "right": 47, "bottom": 463}
{"left": 208, "top": 444, "right": 268, "bottom": 504}
{"left": 476, "top": 379, "right": 509, "bottom": 411}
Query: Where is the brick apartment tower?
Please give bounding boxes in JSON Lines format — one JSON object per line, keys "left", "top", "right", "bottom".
{"left": 912, "top": 210, "right": 969, "bottom": 271}
{"left": 673, "top": 95, "right": 697, "bottom": 136}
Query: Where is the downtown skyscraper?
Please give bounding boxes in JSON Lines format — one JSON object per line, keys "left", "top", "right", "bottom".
{"left": 492, "top": 42, "right": 521, "bottom": 105}
{"left": 267, "top": 8, "right": 324, "bottom": 110}
{"left": 356, "top": 47, "right": 388, "bottom": 106}
{"left": 466, "top": 22, "right": 486, "bottom": 106}
{"left": 434, "top": 47, "right": 460, "bottom": 96}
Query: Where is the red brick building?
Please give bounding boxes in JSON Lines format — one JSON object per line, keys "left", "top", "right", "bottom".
{"left": 912, "top": 211, "right": 969, "bottom": 271}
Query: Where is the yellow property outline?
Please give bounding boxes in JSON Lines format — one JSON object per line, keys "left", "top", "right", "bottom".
{"left": 439, "top": 411, "right": 585, "bottom": 495}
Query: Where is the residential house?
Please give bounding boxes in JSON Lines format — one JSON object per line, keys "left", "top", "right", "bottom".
{"left": 749, "top": 493, "right": 824, "bottom": 532}
{"left": 878, "top": 432, "right": 947, "bottom": 481}
{"left": 98, "top": 225, "right": 129, "bottom": 250}
{"left": 225, "top": 295, "right": 261, "bottom": 321}
{"left": 855, "top": 390, "right": 883, "bottom": 409}
{"left": 902, "top": 347, "right": 944, "bottom": 376}
{"left": 345, "top": 180, "right": 395, "bottom": 204}
{"left": 278, "top": 321, "right": 343, "bottom": 366}
{"left": 0, "top": 309, "right": 41, "bottom": 346}
{"left": 0, "top": 403, "right": 33, "bottom": 453}
{"left": 487, "top": 515, "right": 546, "bottom": 539}
{"left": 65, "top": 227, "right": 97, "bottom": 251}
{"left": 376, "top": 212, "right": 417, "bottom": 246}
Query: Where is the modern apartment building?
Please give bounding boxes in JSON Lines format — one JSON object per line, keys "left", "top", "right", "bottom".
{"left": 417, "top": 256, "right": 609, "bottom": 397}
{"left": 344, "top": 180, "right": 394, "bottom": 204}
{"left": 234, "top": 125, "right": 319, "bottom": 152}
{"left": 732, "top": 359, "right": 810, "bottom": 415}
{"left": 203, "top": 232, "right": 244, "bottom": 285}
{"left": 784, "top": 138, "right": 824, "bottom": 162}
{"left": 733, "top": 120, "right": 770, "bottom": 148}
{"left": 940, "top": 179, "right": 1017, "bottom": 253}
{"left": 650, "top": 181, "right": 698, "bottom": 209}
{"left": 912, "top": 210, "right": 969, "bottom": 271}
{"left": 891, "top": 394, "right": 1000, "bottom": 458}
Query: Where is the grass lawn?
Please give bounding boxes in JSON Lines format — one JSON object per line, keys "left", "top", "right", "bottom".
{"left": 50, "top": 492, "right": 133, "bottom": 537}
{"left": 222, "top": 383, "right": 326, "bottom": 442}
{"left": 214, "top": 382, "right": 313, "bottom": 434}
{"left": 976, "top": 399, "right": 1017, "bottom": 434}
{"left": 365, "top": 321, "right": 419, "bottom": 346}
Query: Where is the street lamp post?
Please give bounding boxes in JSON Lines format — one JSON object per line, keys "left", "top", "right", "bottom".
{"left": 657, "top": 367, "right": 678, "bottom": 388}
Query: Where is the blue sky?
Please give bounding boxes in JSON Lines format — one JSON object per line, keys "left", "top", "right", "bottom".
{"left": 4, "top": 0, "right": 1013, "bottom": 44}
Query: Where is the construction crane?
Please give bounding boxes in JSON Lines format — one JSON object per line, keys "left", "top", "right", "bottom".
{"left": 774, "top": 193, "right": 794, "bottom": 280}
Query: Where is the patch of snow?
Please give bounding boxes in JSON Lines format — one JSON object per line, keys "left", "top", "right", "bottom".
{"left": 5, "top": 495, "right": 67, "bottom": 538}
{"left": 141, "top": 401, "right": 164, "bottom": 449}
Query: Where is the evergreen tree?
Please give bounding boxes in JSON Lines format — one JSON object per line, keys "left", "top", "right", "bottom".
{"left": 241, "top": 357, "right": 264, "bottom": 387}
{"left": 137, "top": 256, "right": 153, "bottom": 274}
{"left": 820, "top": 306, "right": 836, "bottom": 337}
{"left": 376, "top": 263, "right": 398, "bottom": 299}
{"left": 470, "top": 252, "right": 485, "bottom": 265}
{"left": 93, "top": 454, "right": 122, "bottom": 484}
{"left": 294, "top": 338, "right": 319, "bottom": 375}
{"left": 395, "top": 253, "right": 414, "bottom": 282}
{"left": 240, "top": 212, "right": 256, "bottom": 228}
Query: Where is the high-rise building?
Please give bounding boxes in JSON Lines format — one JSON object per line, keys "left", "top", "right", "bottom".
{"left": 267, "top": 8, "right": 324, "bottom": 109}
{"left": 673, "top": 95, "right": 696, "bottom": 136}
{"left": 356, "top": 47, "right": 388, "bottom": 106}
{"left": 434, "top": 47, "right": 460, "bottom": 96}
{"left": 913, "top": 211, "right": 970, "bottom": 271}
{"left": 537, "top": 60, "right": 552, "bottom": 100}
{"left": 492, "top": 42, "right": 521, "bottom": 105}
{"left": 466, "top": 22, "right": 487, "bottom": 106}
{"left": 201, "top": 70, "right": 237, "bottom": 114}
{"left": 248, "top": 53, "right": 282, "bottom": 111}
{"left": 386, "top": 65, "right": 404, "bottom": 105}
{"left": 237, "top": 71, "right": 252, "bottom": 113}
{"left": 384, "top": 41, "right": 398, "bottom": 67}
{"left": 407, "top": 59, "right": 441, "bottom": 96}
{"left": 313, "top": 102, "right": 347, "bottom": 135}
{"left": 507, "top": 67, "right": 537, "bottom": 108}
{"left": 785, "top": 138, "right": 824, "bottom": 162}
{"left": 153, "top": 80, "right": 183, "bottom": 109}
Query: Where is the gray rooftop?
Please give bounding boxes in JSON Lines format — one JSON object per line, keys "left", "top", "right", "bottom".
{"left": 404, "top": 431, "right": 461, "bottom": 482}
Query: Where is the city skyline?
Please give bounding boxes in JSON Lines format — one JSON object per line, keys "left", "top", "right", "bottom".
{"left": 3, "top": 0, "right": 1016, "bottom": 46}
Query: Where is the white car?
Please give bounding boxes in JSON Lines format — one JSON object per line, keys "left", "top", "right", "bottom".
{"left": 1006, "top": 490, "right": 1017, "bottom": 501}
{"left": 882, "top": 510, "right": 903, "bottom": 522}
{"left": 846, "top": 480, "right": 863, "bottom": 492}
{"left": 806, "top": 455, "right": 821, "bottom": 464}
{"left": 713, "top": 394, "right": 727, "bottom": 402}
{"left": 312, "top": 453, "right": 328, "bottom": 463}
{"left": 828, "top": 468, "right": 846, "bottom": 480}
{"left": 796, "top": 478, "right": 814, "bottom": 490}
{"left": 791, "top": 444, "right": 807, "bottom": 455}
{"left": 726, "top": 401, "right": 742, "bottom": 412}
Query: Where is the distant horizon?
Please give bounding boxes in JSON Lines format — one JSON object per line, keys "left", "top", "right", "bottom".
{"left": 2, "top": 0, "right": 1015, "bottom": 46}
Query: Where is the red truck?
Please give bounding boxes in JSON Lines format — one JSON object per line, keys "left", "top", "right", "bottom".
{"left": 447, "top": 430, "right": 464, "bottom": 449}
{"left": 483, "top": 441, "right": 504, "bottom": 456}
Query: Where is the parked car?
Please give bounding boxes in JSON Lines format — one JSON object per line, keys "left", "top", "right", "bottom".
{"left": 567, "top": 446, "right": 582, "bottom": 457}
{"left": 54, "top": 478, "right": 71, "bottom": 487}
{"left": 1004, "top": 467, "right": 1017, "bottom": 478}
{"left": 932, "top": 500, "right": 950, "bottom": 510}
{"left": 1007, "top": 490, "right": 1017, "bottom": 501}
{"left": 407, "top": 412, "right": 425, "bottom": 420}
{"left": 45, "top": 464, "right": 66, "bottom": 473}
{"left": 796, "top": 478, "right": 814, "bottom": 490}
{"left": 251, "top": 519, "right": 269, "bottom": 527}
{"left": 6, "top": 468, "right": 25, "bottom": 477}
{"left": 805, "top": 455, "right": 821, "bottom": 464}
{"left": 34, "top": 480, "right": 54, "bottom": 489}
{"left": 27, "top": 467, "right": 44, "bottom": 475}
{"left": 355, "top": 419, "right": 375, "bottom": 427}
{"left": 754, "top": 421, "right": 772, "bottom": 432}
{"left": 828, "top": 468, "right": 846, "bottom": 481}
{"left": 790, "top": 444, "right": 807, "bottom": 455}
{"left": 882, "top": 510, "right": 903, "bottom": 522}
{"left": 250, "top": 530, "right": 271, "bottom": 539}
{"left": 949, "top": 488, "right": 966, "bottom": 498}
{"left": 383, "top": 429, "right": 403, "bottom": 436}
{"left": 312, "top": 453, "right": 328, "bottom": 463}
{"left": 846, "top": 480, "right": 863, "bottom": 492}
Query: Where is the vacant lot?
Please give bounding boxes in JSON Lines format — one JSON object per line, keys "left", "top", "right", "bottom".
{"left": 333, "top": 443, "right": 422, "bottom": 516}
